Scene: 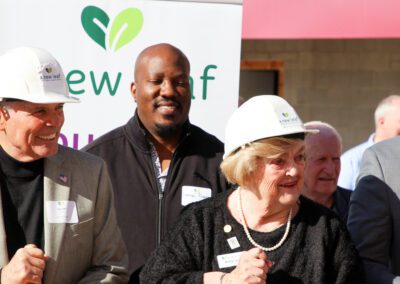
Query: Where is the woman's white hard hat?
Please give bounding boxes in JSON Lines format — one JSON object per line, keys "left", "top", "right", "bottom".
{"left": 224, "top": 95, "right": 318, "bottom": 159}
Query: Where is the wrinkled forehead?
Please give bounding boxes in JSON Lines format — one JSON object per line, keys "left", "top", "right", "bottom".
{"left": 306, "top": 135, "right": 341, "bottom": 156}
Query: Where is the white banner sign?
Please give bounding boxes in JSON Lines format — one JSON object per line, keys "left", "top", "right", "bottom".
{"left": 0, "top": 0, "right": 242, "bottom": 149}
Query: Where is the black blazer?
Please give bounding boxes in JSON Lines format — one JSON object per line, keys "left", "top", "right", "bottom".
{"left": 332, "top": 186, "right": 352, "bottom": 224}
{"left": 348, "top": 136, "right": 400, "bottom": 284}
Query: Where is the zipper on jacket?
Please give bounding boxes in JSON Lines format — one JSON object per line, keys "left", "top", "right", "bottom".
{"left": 150, "top": 154, "right": 164, "bottom": 246}
{"left": 157, "top": 191, "right": 164, "bottom": 245}
{"left": 154, "top": 131, "right": 189, "bottom": 246}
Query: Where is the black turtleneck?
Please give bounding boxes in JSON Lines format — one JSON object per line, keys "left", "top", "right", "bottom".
{"left": 0, "top": 147, "right": 44, "bottom": 258}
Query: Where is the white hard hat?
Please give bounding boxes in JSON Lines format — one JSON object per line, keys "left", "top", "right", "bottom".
{"left": 224, "top": 95, "right": 318, "bottom": 159}
{"left": 0, "top": 47, "right": 79, "bottom": 103}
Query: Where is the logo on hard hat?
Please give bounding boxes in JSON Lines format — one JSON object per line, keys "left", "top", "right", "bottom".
{"left": 38, "top": 64, "right": 61, "bottom": 81}
{"left": 279, "top": 111, "right": 300, "bottom": 127}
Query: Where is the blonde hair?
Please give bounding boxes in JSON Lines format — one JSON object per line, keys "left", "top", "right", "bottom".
{"left": 221, "top": 137, "right": 304, "bottom": 186}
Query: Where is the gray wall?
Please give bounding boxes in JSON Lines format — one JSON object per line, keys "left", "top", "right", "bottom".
{"left": 241, "top": 39, "right": 400, "bottom": 151}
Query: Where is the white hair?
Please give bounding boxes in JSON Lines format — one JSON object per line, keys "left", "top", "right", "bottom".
{"left": 374, "top": 95, "right": 400, "bottom": 126}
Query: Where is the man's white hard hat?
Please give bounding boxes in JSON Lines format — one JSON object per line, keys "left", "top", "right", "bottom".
{"left": 0, "top": 47, "right": 79, "bottom": 103}
{"left": 224, "top": 95, "right": 318, "bottom": 159}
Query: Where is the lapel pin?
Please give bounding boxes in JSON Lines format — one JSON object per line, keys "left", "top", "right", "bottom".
{"left": 58, "top": 173, "right": 68, "bottom": 183}
{"left": 227, "top": 236, "right": 240, "bottom": 249}
{"left": 224, "top": 225, "right": 232, "bottom": 233}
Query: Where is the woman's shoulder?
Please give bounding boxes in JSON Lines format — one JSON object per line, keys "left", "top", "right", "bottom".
{"left": 296, "top": 196, "right": 352, "bottom": 250}
{"left": 298, "top": 195, "right": 344, "bottom": 228}
{"left": 160, "top": 189, "right": 234, "bottom": 246}
{"left": 181, "top": 189, "right": 233, "bottom": 222}
{"left": 183, "top": 188, "right": 233, "bottom": 213}
{"left": 300, "top": 195, "right": 337, "bottom": 214}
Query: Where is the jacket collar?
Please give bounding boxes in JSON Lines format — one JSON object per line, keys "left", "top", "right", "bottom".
{"left": 124, "top": 112, "right": 191, "bottom": 153}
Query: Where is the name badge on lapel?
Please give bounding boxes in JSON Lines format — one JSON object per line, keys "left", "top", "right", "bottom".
{"left": 46, "top": 201, "right": 78, "bottom": 223}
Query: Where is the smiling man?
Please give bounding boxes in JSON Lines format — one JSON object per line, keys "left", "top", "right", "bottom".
{"left": 0, "top": 47, "right": 128, "bottom": 283}
{"left": 83, "top": 43, "right": 229, "bottom": 283}
{"left": 303, "top": 121, "right": 352, "bottom": 224}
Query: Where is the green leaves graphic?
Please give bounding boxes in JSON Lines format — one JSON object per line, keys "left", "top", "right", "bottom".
{"left": 81, "top": 6, "right": 110, "bottom": 50}
{"left": 109, "top": 8, "right": 143, "bottom": 51}
{"left": 81, "top": 6, "right": 143, "bottom": 52}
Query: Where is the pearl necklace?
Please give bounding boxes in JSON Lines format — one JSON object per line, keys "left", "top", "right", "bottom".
{"left": 238, "top": 187, "right": 292, "bottom": 252}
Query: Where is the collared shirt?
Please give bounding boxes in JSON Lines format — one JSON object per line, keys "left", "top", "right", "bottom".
{"left": 338, "top": 133, "right": 375, "bottom": 190}
{"left": 149, "top": 142, "right": 169, "bottom": 192}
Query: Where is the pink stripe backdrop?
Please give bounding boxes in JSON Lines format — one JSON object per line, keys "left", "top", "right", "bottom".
{"left": 242, "top": 0, "right": 400, "bottom": 39}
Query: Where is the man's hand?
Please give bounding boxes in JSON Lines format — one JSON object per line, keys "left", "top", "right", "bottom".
{"left": 1, "top": 244, "right": 48, "bottom": 284}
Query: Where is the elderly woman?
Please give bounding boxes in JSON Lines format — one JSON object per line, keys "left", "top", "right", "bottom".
{"left": 140, "top": 95, "right": 365, "bottom": 283}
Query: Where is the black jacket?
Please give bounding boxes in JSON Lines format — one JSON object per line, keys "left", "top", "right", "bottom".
{"left": 83, "top": 114, "right": 229, "bottom": 281}
{"left": 332, "top": 186, "right": 352, "bottom": 225}
{"left": 140, "top": 191, "right": 365, "bottom": 284}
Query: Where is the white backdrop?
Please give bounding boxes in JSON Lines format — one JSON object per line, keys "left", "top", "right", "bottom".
{"left": 0, "top": 0, "right": 242, "bottom": 149}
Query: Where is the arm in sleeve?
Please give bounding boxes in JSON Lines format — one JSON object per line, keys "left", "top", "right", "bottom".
{"left": 140, "top": 206, "right": 208, "bottom": 284}
{"left": 347, "top": 149, "right": 399, "bottom": 284}
{"left": 78, "top": 161, "right": 129, "bottom": 284}
{"left": 331, "top": 220, "right": 366, "bottom": 284}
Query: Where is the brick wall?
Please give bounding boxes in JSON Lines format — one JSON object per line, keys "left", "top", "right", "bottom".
{"left": 241, "top": 39, "right": 400, "bottom": 150}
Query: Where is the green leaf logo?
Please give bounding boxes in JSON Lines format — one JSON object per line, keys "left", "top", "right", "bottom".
{"left": 81, "top": 6, "right": 110, "bottom": 50}
{"left": 81, "top": 6, "right": 143, "bottom": 52}
{"left": 282, "top": 112, "right": 289, "bottom": 118}
{"left": 109, "top": 8, "right": 143, "bottom": 51}
{"left": 45, "top": 67, "right": 52, "bottom": 73}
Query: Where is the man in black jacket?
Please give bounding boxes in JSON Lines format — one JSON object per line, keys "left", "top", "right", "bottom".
{"left": 83, "top": 43, "right": 229, "bottom": 283}
{"left": 303, "top": 121, "right": 352, "bottom": 224}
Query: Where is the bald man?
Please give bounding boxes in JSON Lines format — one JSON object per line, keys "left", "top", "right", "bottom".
{"left": 303, "top": 121, "right": 352, "bottom": 224}
{"left": 83, "top": 43, "right": 229, "bottom": 283}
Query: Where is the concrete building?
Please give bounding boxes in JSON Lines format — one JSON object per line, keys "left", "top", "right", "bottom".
{"left": 240, "top": 2, "right": 400, "bottom": 150}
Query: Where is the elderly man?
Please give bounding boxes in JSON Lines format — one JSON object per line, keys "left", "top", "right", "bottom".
{"left": 303, "top": 121, "right": 352, "bottom": 224}
{"left": 0, "top": 47, "right": 128, "bottom": 283}
{"left": 83, "top": 43, "right": 229, "bottom": 283}
{"left": 348, "top": 136, "right": 400, "bottom": 284}
{"left": 338, "top": 95, "right": 400, "bottom": 190}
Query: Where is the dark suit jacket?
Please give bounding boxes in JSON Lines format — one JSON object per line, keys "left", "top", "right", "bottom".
{"left": 332, "top": 186, "right": 352, "bottom": 224}
{"left": 348, "top": 137, "right": 400, "bottom": 284}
